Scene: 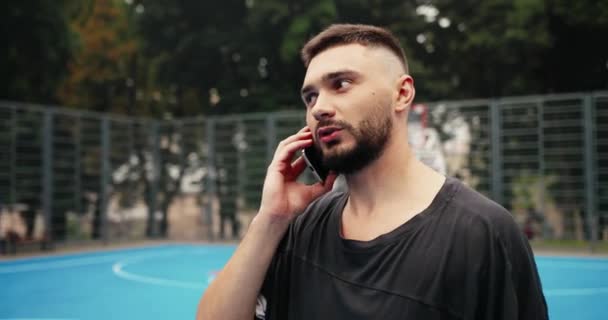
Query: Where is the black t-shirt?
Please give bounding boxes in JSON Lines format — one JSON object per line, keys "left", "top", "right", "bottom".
{"left": 256, "top": 177, "right": 548, "bottom": 320}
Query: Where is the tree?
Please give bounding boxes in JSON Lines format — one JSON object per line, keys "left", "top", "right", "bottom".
{"left": 542, "top": 0, "right": 608, "bottom": 92}
{"left": 58, "top": 0, "right": 138, "bottom": 113}
{"left": 0, "top": 1, "right": 80, "bottom": 103}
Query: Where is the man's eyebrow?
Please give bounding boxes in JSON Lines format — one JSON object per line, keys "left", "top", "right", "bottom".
{"left": 301, "top": 69, "right": 360, "bottom": 96}
{"left": 322, "top": 69, "right": 359, "bottom": 82}
{"left": 301, "top": 84, "right": 315, "bottom": 97}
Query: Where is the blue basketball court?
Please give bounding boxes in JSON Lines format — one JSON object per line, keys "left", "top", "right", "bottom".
{"left": 0, "top": 244, "right": 606, "bottom": 319}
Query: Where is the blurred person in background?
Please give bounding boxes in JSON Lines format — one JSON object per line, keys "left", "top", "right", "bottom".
{"left": 197, "top": 24, "right": 547, "bottom": 320}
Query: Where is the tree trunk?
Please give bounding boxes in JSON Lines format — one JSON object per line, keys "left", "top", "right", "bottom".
{"left": 91, "top": 196, "right": 102, "bottom": 239}
{"left": 23, "top": 208, "right": 36, "bottom": 240}
{"left": 159, "top": 200, "right": 170, "bottom": 237}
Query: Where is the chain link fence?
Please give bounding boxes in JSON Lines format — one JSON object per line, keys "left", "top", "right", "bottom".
{"left": 1, "top": 91, "right": 607, "bottom": 253}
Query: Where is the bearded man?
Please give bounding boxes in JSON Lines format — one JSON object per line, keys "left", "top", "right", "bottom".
{"left": 197, "top": 24, "right": 548, "bottom": 320}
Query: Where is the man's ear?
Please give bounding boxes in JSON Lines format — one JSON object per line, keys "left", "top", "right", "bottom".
{"left": 394, "top": 75, "right": 415, "bottom": 113}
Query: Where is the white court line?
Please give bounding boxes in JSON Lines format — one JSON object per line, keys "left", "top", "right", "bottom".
{"left": 545, "top": 287, "right": 608, "bottom": 297}
{"left": 0, "top": 247, "right": 194, "bottom": 274}
{"left": 112, "top": 262, "right": 204, "bottom": 290}
{"left": 0, "top": 255, "right": 127, "bottom": 274}
{"left": 111, "top": 249, "right": 608, "bottom": 295}
{"left": 112, "top": 251, "right": 608, "bottom": 296}
{"left": 3, "top": 246, "right": 607, "bottom": 299}
{"left": 0, "top": 318, "right": 78, "bottom": 320}
{"left": 0, "top": 248, "right": 213, "bottom": 320}
{"left": 111, "top": 249, "right": 211, "bottom": 290}
{"left": 537, "top": 261, "right": 608, "bottom": 270}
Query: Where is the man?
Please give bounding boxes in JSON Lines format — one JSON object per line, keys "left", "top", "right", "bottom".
{"left": 197, "top": 24, "right": 548, "bottom": 320}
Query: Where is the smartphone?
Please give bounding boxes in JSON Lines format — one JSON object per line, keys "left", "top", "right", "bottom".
{"left": 302, "top": 146, "right": 329, "bottom": 184}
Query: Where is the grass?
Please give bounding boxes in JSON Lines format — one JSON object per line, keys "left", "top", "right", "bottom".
{"left": 531, "top": 239, "right": 608, "bottom": 255}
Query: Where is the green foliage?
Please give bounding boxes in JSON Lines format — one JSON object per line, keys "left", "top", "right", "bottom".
{"left": 0, "top": 1, "right": 81, "bottom": 103}
{"left": 280, "top": 1, "right": 337, "bottom": 63}
{"left": 511, "top": 173, "right": 557, "bottom": 212}
{"left": 2, "top": 0, "right": 607, "bottom": 112}
{"left": 58, "top": 0, "right": 138, "bottom": 113}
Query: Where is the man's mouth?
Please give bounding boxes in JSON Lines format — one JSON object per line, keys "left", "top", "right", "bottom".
{"left": 317, "top": 126, "right": 342, "bottom": 143}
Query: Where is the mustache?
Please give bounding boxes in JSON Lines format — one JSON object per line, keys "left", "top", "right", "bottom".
{"left": 316, "top": 120, "right": 354, "bottom": 132}
{"left": 313, "top": 120, "right": 355, "bottom": 146}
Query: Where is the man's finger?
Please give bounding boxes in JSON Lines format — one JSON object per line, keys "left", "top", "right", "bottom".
{"left": 276, "top": 131, "right": 312, "bottom": 149}
{"left": 273, "top": 139, "right": 313, "bottom": 164}
{"left": 290, "top": 156, "right": 308, "bottom": 176}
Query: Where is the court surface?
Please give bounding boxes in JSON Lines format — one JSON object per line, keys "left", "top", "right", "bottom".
{"left": 0, "top": 244, "right": 606, "bottom": 319}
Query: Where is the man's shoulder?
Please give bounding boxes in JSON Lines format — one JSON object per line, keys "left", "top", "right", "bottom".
{"left": 450, "top": 180, "right": 510, "bottom": 218}
{"left": 293, "top": 190, "right": 346, "bottom": 228}
{"left": 446, "top": 178, "right": 520, "bottom": 238}
{"left": 278, "top": 191, "right": 346, "bottom": 252}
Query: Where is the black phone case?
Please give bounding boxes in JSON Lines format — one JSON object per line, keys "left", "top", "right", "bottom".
{"left": 303, "top": 147, "right": 329, "bottom": 183}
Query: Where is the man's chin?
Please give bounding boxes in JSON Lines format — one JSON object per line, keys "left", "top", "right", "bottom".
{"left": 321, "top": 143, "right": 351, "bottom": 158}
{"left": 322, "top": 149, "right": 356, "bottom": 169}
{"left": 320, "top": 137, "right": 342, "bottom": 149}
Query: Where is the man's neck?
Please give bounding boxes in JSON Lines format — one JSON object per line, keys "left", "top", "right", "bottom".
{"left": 341, "top": 135, "right": 445, "bottom": 240}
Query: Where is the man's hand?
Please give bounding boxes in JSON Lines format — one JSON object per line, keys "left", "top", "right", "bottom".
{"left": 196, "top": 126, "right": 336, "bottom": 320}
{"left": 257, "top": 126, "right": 337, "bottom": 224}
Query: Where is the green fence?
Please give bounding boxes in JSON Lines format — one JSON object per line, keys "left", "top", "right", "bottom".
{"left": 1, "top": 91, "right": 607, "bottom": 253}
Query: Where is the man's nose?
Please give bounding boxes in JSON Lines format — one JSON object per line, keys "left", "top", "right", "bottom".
{"left": 312, "top": 93, "right": 336, "bottom": 121}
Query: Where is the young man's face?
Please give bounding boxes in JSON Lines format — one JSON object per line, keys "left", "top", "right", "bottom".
{"left": 301, "top": 43, "right": 400, "bottom": 174}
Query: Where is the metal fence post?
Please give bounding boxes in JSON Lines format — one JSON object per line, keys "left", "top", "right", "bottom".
{"left": 583, "top": 94, "right": 598, "bottom": 252}
{"left": 175, "top": 121, "right": 186, "bottom": 236}
{"left": 10, "top": 106, "right": 17, "bottom": 209}
{"left": 42, "top": 110, "right": 53, "bottom": 245}
{"left": 205, "top": 118, "right": 216, "bottom": 240}
{"left": 490, "top": 100, "right": 504, "bottom": 205}
{"left": 148, "top": 120, "right": 160, "bottom": 238}
{"left": 100, "top": 117, "right": 111, "bottom": 243}
{"left": 237, "top": 120, "right": 245, "bottom": 213}
{"left": 266, "top": 116, "right": 277, "bottom": 165}
{"left": 537, "top": 100, "right": 546, "bottom": 237}
{"left": 74, "top": 116, "right": 82, "bottom": 216}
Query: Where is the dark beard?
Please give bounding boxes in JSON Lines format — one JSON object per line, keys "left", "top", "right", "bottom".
{"left": 317, "top": 111, "right": 392, "bottom": 175}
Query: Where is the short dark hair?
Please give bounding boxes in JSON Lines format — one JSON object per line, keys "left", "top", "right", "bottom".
{"left": 301, "top": 24, "right": 409, "bottom": 73}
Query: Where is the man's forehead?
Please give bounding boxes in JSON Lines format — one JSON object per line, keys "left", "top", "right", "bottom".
{"left": 303, "top": 43, "right": 401, "bottom": 84}
{"left": 304, "top": 45, "right": 373, "bottom": 80}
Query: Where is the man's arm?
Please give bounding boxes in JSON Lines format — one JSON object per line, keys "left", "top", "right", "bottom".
{"left": 469, "top": 208, "right": 548, "bottom": 320}
{"left": 196, "top": 127, "right": 336, "bottom": 320}
{"left": 196, "top": 214, "right": 288, "bottom": 320}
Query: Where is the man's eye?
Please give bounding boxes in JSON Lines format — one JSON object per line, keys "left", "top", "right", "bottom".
{"left": 335, "top": 79, "right": 352, "bottom": 90}
{"left": 304, "top": 93, "right": 318, "bottom": 106}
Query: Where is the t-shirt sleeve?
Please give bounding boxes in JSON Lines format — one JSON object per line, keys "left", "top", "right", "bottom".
{"left": 253, "top": 193, "right": 338, "bottom": 319}
{"left": 254, "top": 240, "right": 290, "bottom": 320}
{"left": 470, "top": 212, "right": 549, "bottom": 320}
